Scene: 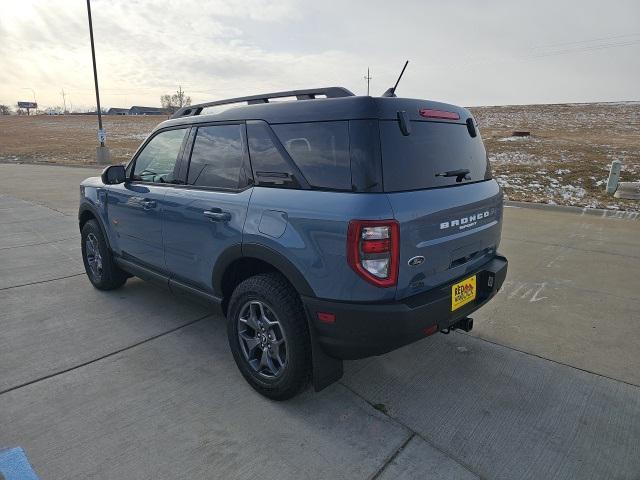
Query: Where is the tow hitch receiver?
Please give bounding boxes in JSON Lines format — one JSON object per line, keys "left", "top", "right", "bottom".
{"left": 440, "top": 317, "right": 474, "bottom": 334}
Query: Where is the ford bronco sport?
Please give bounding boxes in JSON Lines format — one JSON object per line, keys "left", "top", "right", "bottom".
{"left": 79, "top": 86, "right": 507, "bottom": 400}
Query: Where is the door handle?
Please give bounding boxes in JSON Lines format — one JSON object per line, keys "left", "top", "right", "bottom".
{"left": 203, "top": 209, "right": 231, "bottom": 222}
{"left": 141, "top": 199, "right": 156, "bottom": 209}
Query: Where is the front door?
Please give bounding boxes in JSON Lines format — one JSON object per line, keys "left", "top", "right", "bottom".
{"left": 163, "top": 123, "right": 252, "bottom": 293}
{"left": 107, "top": 127, "right": 188, "bottom": 272}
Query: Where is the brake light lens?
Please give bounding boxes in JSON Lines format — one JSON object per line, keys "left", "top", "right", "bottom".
{"left": 419, "top": 108, "right": 460, "bottom": 120}
{"left": 347, "top": 220, "right": 399, "bottom": 287}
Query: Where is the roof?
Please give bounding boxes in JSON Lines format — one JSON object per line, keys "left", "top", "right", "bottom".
{"left": 154, "top": 87, "right": 471, "bottom": 133}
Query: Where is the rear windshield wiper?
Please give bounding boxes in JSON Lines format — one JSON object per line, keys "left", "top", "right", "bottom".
{"left": 436, "top": 169, "right": 470, "bottom": 183}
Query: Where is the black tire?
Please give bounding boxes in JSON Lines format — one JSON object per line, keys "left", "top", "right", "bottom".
{"left": 81, "top": 219, "right": 128, "bottom": 290}
{"left": 227, "top": 272, "right": 311, "bottom": 400}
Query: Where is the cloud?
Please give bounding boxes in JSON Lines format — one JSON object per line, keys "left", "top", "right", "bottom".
{"left": 0, "top": 0, "right": 638, "bottom": 108}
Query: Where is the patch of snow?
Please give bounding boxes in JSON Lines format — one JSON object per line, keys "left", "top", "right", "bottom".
{"left": 498, "top": 136, "right": 533, "bottom": 142}
{"left": 490, "top": 152, "right": 546, "bottom": 166}
{"left": 561, "top": 185, "right": 586, "bottom": 202}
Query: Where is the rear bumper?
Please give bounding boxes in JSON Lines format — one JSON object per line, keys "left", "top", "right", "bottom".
{"left": 303, "top": 255, "right": 507, "bottom": 360}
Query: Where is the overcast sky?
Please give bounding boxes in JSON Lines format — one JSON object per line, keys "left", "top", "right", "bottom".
{"left": 1, "top": 0, "right": 638, "bottom": 110}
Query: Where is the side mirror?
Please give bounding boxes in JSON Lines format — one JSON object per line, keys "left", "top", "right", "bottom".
{"left": 101, "top": 165, "right": 126, "bottom": 185}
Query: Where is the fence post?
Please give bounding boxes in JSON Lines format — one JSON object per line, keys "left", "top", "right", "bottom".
{"left": 606, "top": 160, "right": 622, "bottom": 195}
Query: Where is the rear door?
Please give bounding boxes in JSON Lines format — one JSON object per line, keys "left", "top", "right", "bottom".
{"left": 380, "top": 119, "right": 503, "bottom": 300}
{"left": 162, "top": 123, "right": 252, "bottom": 293}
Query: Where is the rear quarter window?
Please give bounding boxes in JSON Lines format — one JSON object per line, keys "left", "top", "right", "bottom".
{"left": 272, "top": 121, "right": 351, "bottom": 191}
{"left": 187, "top": 124, "right": 245, "bottom": 189}
{"left": 247, "top": 121, "right": 304, "bottom": 189}
{"left": 380, "top": 120, "right": 491, "bottom": 192}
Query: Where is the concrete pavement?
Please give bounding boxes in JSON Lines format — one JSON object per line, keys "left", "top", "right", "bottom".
{"left": 1, "top": 163, "right": 639, "bottom": 479}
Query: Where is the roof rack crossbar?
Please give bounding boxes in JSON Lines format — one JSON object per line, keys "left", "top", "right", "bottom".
{"left": 172, "top": 86, "right": 355, "bottom": 118}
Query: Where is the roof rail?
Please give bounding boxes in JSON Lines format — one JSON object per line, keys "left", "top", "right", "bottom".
{"left": 171, "top": 87, "right": 355, "bottom": 119}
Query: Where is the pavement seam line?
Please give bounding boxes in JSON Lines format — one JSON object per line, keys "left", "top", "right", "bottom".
{"left": 0, "top": 272, "right": 85, "bottom": 291}
{"left": 0, "top": 236, "right": 80, "bottom": 251}
{"left": 339, "top": 381, "right": 487, "bottom": 480}
{"left": 0, "top": 314, "right": 212, "bottom": 396}
{"left": 462, "top": 331, "right": 640, "bottom": 389}
{"left": 370, "top": 432, "right": 415, "bottom": 480}
{"left": 0, "top": 192, "right": 72, "bottom": 217}
{"left": 7, "top": 196, "right": 70, "bottom": 217}
{"left": 1, "top": 216, "right": 67, "bottom": 225}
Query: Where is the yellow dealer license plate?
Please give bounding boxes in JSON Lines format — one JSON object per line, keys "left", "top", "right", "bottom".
{"left": 451, "top": 275, "right": 476, "bottom": 311}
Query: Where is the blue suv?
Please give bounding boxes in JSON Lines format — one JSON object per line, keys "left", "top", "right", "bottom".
{"left": 79, "top": 87, "right": 507, "bottom": 399}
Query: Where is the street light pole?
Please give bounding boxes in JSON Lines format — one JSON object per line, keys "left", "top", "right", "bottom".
{"left": 86, "top": 0, "right": 110, "bottom": 164}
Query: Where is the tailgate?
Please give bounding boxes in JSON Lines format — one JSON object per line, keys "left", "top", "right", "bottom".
{"left": 387, "top": 180, "right": 503, "bottom": 300}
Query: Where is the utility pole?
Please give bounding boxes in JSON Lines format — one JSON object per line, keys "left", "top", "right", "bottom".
{"left": 60, "top": 89, "right": 67, "bottom": 113}
{"left": 363, "top": 68, "right": 372, "bottom": 96}
{"left": 86, "top": 0, "right": 110, "bottom": 164}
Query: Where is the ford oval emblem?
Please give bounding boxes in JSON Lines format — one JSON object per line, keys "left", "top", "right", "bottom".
{"left": 408, "top": 256, "right": 425, "bottom": 267}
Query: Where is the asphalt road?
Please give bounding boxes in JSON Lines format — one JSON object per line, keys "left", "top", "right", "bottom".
{"left": 1, "top": 163, "right": 639, "bottom": 479}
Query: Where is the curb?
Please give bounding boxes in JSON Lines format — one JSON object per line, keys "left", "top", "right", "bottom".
{"left": 505, "top": 200, "right": 639, "bottom": 220}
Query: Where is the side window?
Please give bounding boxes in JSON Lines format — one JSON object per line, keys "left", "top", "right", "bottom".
{"left": 187, "top": 125, "right": 244, "bottom": 189}
{"left": 247, "top": 121, "right": 302, "bottom": 188}
{"left": 272, "top": 121, "right": 351, "bottom": 190}
{"left": 132, "top": 128, "right": 187, "bottom": 183}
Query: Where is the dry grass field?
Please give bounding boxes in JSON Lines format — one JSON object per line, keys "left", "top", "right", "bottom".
{"left": 0, "top": 114, "right": 160, "bottom": 166}
{"left": 470, "top": 102, "right": 640, "bottom": 211}
{"left": 1, "top": 102, "right": 638, "bottom": 211}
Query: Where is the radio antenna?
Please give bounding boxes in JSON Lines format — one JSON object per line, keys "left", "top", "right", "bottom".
{"left": 382, "top": 60, "right": 409, "bottom": 97}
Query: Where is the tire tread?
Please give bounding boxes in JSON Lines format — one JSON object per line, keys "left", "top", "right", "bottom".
{"left": 227, "top": 272, "right": 311, "bottom": 400}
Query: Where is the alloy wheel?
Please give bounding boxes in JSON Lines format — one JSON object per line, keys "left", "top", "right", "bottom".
{"left": 237, "top": 300, "right": 288, "bottom": 378}
{"left": 85, "top": 232, "right": 103, "bottom": 281}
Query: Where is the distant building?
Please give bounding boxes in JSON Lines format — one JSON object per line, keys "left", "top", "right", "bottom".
{"left": 128, "top": 106, "right": 166, "bottom": 116}
{"left": 107, "top": 107, "right": 128, "bottom": 115}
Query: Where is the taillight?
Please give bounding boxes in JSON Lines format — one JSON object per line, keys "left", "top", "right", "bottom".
{"left": 347, "top": 220, "right": 399, "bottom": 288}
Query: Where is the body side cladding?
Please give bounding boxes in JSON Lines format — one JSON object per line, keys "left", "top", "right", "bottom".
{"left": 211, "top": 244, "right": 244, "bottom": 298}
{"left": 78, "top": 200, "right": 112, "bottom": 250}
{"left": 114, "top": 257, "right": 223, "bottom": 315}
{"left": 242, "top": 243, "right": 315, "bottom": 297}
{"left": 212, "top": 243, "right": 315, "bottom": 299}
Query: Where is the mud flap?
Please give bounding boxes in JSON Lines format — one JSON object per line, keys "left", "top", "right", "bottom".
{"left": 308, "top": 321, "right": 344, "bottom": 391}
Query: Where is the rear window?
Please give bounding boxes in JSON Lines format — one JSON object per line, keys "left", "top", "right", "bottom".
{"left": 272, "top": 121, "right": 351, "bottom": 190}
{"left": 380, "top": 120, "right": 491, "bottom": 192}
